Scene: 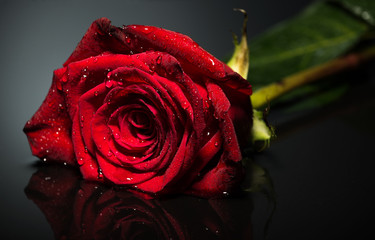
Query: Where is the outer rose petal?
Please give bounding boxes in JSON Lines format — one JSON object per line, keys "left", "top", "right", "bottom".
{"left": 63, "top": 18, "right": 131, "bottom": 66}
{"left": 63, "top": 18, "right": 251, "bottom": 95}
{"left": 24, "top": 68, "right": 75, "bottom": 164}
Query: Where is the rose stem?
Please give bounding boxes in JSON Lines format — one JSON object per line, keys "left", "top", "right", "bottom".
{"left": 251, "top": 46, "right": 375, "bottom": 109}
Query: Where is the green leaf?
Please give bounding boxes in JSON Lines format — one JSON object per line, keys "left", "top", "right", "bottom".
{"left": 331, "top": 0, "right": 375, "bottom": 26}
{"left": 249, "top": 2, "right": 368, "bottom": 90}
{"left": 273, "top": 80, "right": 349, "bottom": 112}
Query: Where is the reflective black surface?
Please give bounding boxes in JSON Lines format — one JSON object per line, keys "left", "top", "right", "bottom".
{"left": 24, "top": 164, "right": 253, "bottom": 239}
{"left": 2, "top": 0, "right": 375, "bottom": 239}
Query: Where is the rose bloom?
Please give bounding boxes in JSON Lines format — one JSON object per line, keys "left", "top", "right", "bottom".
{"left": 24, "top": 18, "right": 252, "bottom": 197}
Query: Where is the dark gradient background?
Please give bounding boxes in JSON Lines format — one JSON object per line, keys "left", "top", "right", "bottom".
{"left": 1, "top": 0, "right": 375, "bottom": 239}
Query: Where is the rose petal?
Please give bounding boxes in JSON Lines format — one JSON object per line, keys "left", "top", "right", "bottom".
{"left": 206, "top": 81, "right": 242, "bottom": 163}
{"left": 63, "top": 18, "right": 251, "bottom": 95}
{"left": 64, "top": 18, "right": 131, "bottom": 66}
{"left": 23, "top": 67, "right": 75, "bottom": 164}
{"left": 185, "top": 155, "right": 244, "bottom": 198}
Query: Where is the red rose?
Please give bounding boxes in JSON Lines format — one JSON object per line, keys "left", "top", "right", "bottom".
{"left": 24, "top": 18, "right": 252, "bottom": 197}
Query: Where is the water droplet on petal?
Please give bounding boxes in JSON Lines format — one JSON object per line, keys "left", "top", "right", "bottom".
{"left": 98, "top": 169, "right": 103, "bottom": 179}
{"left": 77, "top": 157, "right": 84, "bottom": 165}
{"left": 58, "top": 104, "right": 64, "bottom": 111}
{"left": 182, "top": 101, "right": 188, "bottom": 109}
{"left": 107, "top": 151, "right": 113, "bottom": 157}
{"left": 80, "top": 115, "right": 84, "bottom": 127}
{"left": 125, "top": 35, "right": 131, "bottom": 44}
{"left": 80, "top": 74, "right": 87, "bottom": 81}
{"left": 156, "top": 55, "right": 162, "bottom": 65}
{"left": 114, "top": 133, "right": 120, "bottom": 139}
{"left": 214, "top": 142, "right": 219, "bottom": 147}
{"left": 105, "top": 80, "right": 113, "bottom": 88}
{"left": 94, "top": 91, "right": 99, "bottom": 97}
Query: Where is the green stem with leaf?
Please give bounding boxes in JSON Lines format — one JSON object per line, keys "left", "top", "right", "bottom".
{"left": 251, "top": 46, "right": 375, "bottom": 108}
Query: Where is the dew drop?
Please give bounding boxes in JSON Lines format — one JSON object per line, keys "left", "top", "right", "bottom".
{"left": 125, "top": 35, "right": 131, "bottom": 44}
{"left": 107, "top": 151, "right": 113, "bottom": 157}
{"left": 182, "top": 101, "right": 188, "bottom": 109}
{"left": 77, "top": 157, "right": 84, "bottom": 166}
{"left": 149, "top": 65, "right": 155, "bottom": 74}
{"left": 80, "top": 74, "right": 87, "bottom": 81}
{"left": 126, "top": 177, "right": 133, "bottom": 181}
{"left": 114, "top": 133, "right": 121, "bottom": 139}
{"left": 58, "top": 104, "right": 64, "bottom": 110}
{"left": 214, "top": 142, "right": 219, "bottom": 147}
{"left": 93, "top": 57, "right": 98, "bottom": 63}
{"left": 98, "top": 169, "right": 103, "bottom": 179}
{"left": 94, "top": 91, "right": 99, "bottom": 97}
{"left": 44, "top": 176, "right": 51, "bottom": 181}
{"left": 105, "top": 80, "right": 113, "bottom": 88}
{"left": 156, "top": 55, "right": 162, "bottom": 65}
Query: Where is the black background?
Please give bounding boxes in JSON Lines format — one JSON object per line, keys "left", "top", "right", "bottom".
{"left": 1, "top": 0, "right": 375, "bottom": 239}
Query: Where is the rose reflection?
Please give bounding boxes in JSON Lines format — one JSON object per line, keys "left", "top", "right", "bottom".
{"left": 25, "top": 164, "right": 252, "bottom": 239}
